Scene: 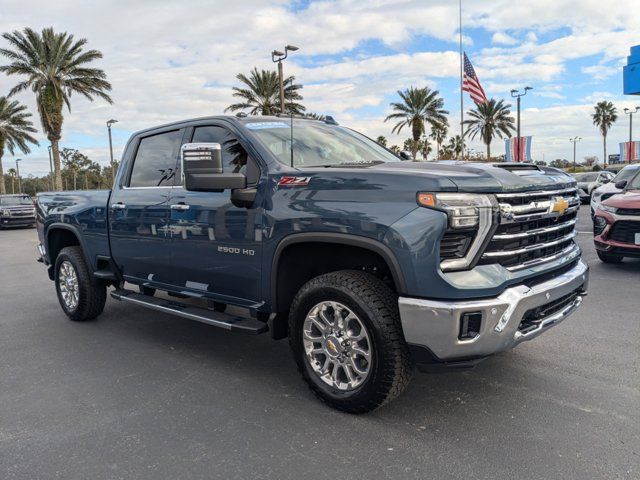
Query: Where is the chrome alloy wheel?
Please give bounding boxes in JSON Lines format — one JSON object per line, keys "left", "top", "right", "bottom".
{"left": 302, "top": 301, "right": 373, "bottom": 391}
{"left": 58, "top": 260, "right": 79, "bottom": 311}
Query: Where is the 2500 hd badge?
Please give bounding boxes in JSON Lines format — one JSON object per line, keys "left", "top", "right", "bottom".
{"left": 218, "top": 245, "right": 256, "bottom": 256}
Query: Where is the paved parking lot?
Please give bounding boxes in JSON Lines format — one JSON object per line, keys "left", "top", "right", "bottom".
{"left": 0, "top": 207, "right": 638, "bottom": 480}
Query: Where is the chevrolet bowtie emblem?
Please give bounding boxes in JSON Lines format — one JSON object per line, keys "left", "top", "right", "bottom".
{"left": 550, "top": 197, "right": 569, "bottom": 215}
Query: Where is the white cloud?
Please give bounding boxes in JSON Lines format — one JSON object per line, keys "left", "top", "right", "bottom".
{"left": 491, "top": 32, "right": 518, "bottom": 46}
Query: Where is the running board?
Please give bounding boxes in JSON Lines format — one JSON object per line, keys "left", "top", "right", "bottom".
{"left": 110, "top": 289, "right": 268, "bottom": 335}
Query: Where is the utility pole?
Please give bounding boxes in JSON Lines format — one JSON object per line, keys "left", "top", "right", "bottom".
{"left": 624, "top": 107, "right": 639, "bottom": 163}
{"left": 570, "top": 136, "right": 582, "bottom": 171}
{"left": 510, "top": 87, "right": 533, "bottom": 162}
{"left": 107, "top": 119, "right": 118, "bottom": 184}
{"left": 271, "top": 45, "right": 299, "bottom": 114}
{"left": 15, "top": 159, "right": 22, "bottom": 194}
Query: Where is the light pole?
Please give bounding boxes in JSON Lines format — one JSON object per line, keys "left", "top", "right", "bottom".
{"left": 107, "top": 119, "right": 118, "bottom": 183}
{"left": 570, "top": 136, "right": 582, "bottom": 171}
{"left": 47, "top": 145, "right": 54, "bottom": 190}
{"left": 624, "top": 107, "right": 639, "bottom": 163}
{"left": 510, "top": 86, "right": 533, "bottom": 162}
{"left": 271, "top": 45, "right": 299, "bottom": 114}
{"left": 15, "top": 158, "right": 22, "bottom": 194}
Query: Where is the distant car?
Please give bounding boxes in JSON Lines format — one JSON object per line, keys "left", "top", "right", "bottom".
{"left": 593, "top": 172, "right": 640, "bottom": 263}
{"left": 572, "top": 171, "right": 615, "bottom": 202}
{"left": 591, "top": 164, "right": 640, "bottom": 217}
{"left": 0, "top": 194, "right": 36, "bottom": 229}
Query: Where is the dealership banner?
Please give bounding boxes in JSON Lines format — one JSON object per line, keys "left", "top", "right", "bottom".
{"left": 619, "top": 141, "right": 640, "bottom": 162}
{"left": 505, "top": 136, "right": 532, "bottom": 162}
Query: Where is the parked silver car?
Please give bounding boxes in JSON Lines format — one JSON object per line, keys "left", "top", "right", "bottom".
{"left": 590, "top": 164, "right": 640, "bottom": 216}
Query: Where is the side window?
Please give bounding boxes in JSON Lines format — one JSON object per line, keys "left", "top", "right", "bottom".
{"left": 191, "top": 126, "right": 260, "bottom": 185}
{"left": 129, "top": 130, "right": 182, "bottom": 187}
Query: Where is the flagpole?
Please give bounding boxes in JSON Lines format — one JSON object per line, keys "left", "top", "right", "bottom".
{"left": 459, "top": 0, "right": 464, "bottom": 160}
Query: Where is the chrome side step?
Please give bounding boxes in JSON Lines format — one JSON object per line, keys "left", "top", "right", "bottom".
{"left": 110, "top": 289, "right": 268, "bottom": 335}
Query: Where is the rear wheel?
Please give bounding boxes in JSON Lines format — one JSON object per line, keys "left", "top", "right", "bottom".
{"left": 55, "top": 246, "right": 107, "bottom": 321}
{"left": 597, "top": 251, "right": 623, "bottom": 263}
{"left": 288, "top": 270, "right": 412, "bottom": 413}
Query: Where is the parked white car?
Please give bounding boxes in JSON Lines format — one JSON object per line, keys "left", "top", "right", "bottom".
{"left": 573, "top": 171, "right": 615, "bottom": 202}
{"left": 590, "top": 164, "right": 640, "bottom": 217}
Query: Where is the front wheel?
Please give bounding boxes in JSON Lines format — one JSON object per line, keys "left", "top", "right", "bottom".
{"left": 597, "top": 251, "right": 623, "bottom": 263}
{"left": 288, "top": 270, "right": 412, "bottom": 413}
{"left": 55, "top": 246, "right": 107, "bottom": 321}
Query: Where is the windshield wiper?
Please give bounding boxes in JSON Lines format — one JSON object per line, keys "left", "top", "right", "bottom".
{"left": 321, "top": 161, "right": 385, "bottom": 168}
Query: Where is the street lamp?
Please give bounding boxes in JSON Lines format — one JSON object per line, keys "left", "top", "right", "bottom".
{"left": 510, "top": 86, "right": 533, "bottom": 162}
{"left": 624, "top": 107, "right": 639, "bottom": 163}
{"left": 15, "top": 158, "right": 22, "bottom": 194}
{"left": 47, "top": 145, "right": 54, "bottom": 190}
{"left": 570, "top": 136, "right": 582, "bottom": 171}
{"left": 271, "top": 44, "right": 299, "bottom": 114}
{"left": 107, "top": 119, "right": 118, "bottom": 183}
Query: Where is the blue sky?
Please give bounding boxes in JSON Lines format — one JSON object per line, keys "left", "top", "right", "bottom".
{"left": 0, "top": 0, "right": 638, "bottom": 176}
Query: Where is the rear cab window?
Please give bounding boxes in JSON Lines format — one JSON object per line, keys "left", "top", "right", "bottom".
{"left": 128, "top": 129, "right": 183, "bottom": 187}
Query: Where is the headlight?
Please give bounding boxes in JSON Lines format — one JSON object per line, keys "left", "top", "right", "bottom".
{"left": 593, "top": 191, "right": 602, "bottom": 200}
{"left": 417, "top": 192, "right": 498, "bottom": 229}
{"left": 417, "top": 192, "right": 497, "bottom": 271}
{"left": 599, "top": 204, "right": 617, "bottom": 214}
{"left": 1, "top": 209, "right": 11, "bottom": 216}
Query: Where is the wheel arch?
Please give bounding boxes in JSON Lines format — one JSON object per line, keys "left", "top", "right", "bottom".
{"left": 46, "top": 224, "right": 93, "bottom": 274}
{"left": 269, "top": 233, "right": 406, "bottom": 339}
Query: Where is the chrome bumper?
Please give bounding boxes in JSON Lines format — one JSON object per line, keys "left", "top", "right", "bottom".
{"left": 399, "top": 260, "right": 589, "bottom": 362}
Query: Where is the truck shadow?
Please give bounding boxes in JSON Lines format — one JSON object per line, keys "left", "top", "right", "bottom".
{"left": 99, "top": 296, "right": 556, "bottom": 426}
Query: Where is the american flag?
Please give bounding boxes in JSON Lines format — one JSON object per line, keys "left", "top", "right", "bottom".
{"left": 462, "top": 52, "right": 488, "bottom": 105}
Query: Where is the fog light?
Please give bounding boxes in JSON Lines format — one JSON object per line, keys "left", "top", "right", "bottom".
{"left": 459, "top": 312, "right": 482, "bottom": 340}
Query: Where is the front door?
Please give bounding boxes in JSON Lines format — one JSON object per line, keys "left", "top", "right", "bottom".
{"left": 167, "top": 124, "right": 264, "bottom": 307}
{"left": 109, "top": 128, "right": 184, "bottom": 286}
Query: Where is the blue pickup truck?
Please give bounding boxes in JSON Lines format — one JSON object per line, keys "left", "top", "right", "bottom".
{"left": 36, "top": 115, "right": 589, "bottom": 412}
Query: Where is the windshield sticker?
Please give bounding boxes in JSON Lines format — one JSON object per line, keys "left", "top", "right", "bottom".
{"left": 245, "top": 122, "right": 290, "bottom": 130}
{"left": 278, "top": 176, "right": 311, "bottom": 187}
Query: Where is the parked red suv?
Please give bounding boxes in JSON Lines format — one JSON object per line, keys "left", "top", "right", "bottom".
{"left": 593, "top": 173, "right": 640, "bottom": 263}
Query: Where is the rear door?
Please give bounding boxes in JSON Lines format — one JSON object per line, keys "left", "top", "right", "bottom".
{"left": 167, "top": 123, "right": 264, "bottom": 306}
{"left": 109, "top": 128, "right": 184, "bottom": 286}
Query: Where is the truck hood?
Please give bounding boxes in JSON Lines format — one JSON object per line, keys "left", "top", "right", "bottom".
{"left": 367, "top": 161, "right": 575, "bottom": 193}
{"left": 602, "top": 190, "right": 640, "bottom": 208}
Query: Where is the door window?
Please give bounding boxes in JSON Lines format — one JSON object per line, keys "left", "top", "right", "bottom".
{"left": 189, "top": 126, "right": 259, "bottom": 184}
{"left": 129, "top": 130, "right": 183, "bottom": 187}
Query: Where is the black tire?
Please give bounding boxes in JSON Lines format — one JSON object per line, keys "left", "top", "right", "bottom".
{"left": 55, "top": 246, "right": 107, "bottom": 321}
{"left": 597, "top": 251, "right": 623, "bottom": 263}
{"left": 288, "top": 270, "right": 412, "bottom": 413}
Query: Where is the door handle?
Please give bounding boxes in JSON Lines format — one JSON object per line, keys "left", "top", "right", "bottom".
{"left": 170, "top": 203, "right": 190, "bottom": 211}
{"left": 111, "top": 202, "right": 126, "bottom": 210}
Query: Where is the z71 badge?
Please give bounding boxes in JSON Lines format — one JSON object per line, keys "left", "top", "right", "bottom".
{"left": 277, "top": 176, "right": 311, "bottom": 186}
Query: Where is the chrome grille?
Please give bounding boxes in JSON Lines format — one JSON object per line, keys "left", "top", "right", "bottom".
{"left": 479, "top": 188, "right": 580, "bottom": 271}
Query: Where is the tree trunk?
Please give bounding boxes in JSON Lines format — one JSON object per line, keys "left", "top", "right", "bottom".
{"left": 0, "top": 142, "right": 5, "bottom": 195}
{"left": 603, "top": 133, "right": 607, "bottom": 167}
{"left": 51, "top": 139, "right": 63, "bottom": 191}
{"left": 487, "top": 141, "right": 491, "bottom": 160}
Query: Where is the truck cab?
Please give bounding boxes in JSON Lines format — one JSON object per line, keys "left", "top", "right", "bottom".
{"left": 36, "top": 115, "right": 589, "bottom": 413}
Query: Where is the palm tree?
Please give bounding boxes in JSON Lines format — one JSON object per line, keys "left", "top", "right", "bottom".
{"left": 7, "top": 167, "right": 17, "bottom": 194}
{"left": 376, "top": 135, "right": 387, "bottom": 147}
{"left": 445, "top": 135, "right": 464, "bottom": 158}
{"left": 385, "top": 86, "right": 448, "bottom": 160}
{"left": 225, "top": 67, "right": 304, "bottom": 116}
{"left": 429, "top": 123, "right": 448, "bottom": 160}
{"left": 592, "top": 101, "right": 618, "bottom": 167}
{"left": 464, "top": 98, "right": 515, "bottom": 159}
{"left": 0, "top": 27, "right": 112, "bottom": 191}
{"left": 0, "top": 96, "right": 38, "bottom": 194}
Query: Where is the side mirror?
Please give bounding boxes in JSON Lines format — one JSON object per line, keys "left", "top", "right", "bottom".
{"left": 615, "top": 180, "right": 627, "bottom": 190}
{"left": 399, "top": 151, "right": 411, "bottom": 161}
{"left": 181, "top": 143, "right": 246, "bottom": 192}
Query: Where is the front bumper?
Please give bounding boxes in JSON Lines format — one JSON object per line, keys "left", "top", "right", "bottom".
{"left": 399, "top": 260, "right": 589, "bottom": 363}
{"left": 1, "top": 215, "right": 35, "bottom": 227}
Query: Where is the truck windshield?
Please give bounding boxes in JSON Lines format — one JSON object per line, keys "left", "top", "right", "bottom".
{"left": 627, "top": 172, "right": 640, "bottom": 190}
{"left": 613, "top": 166, "right": 640, "bottom": 182}
{"left": 245, "top": 121, "right": 400, "bottom": 167}
{"left": 573, "top": 173, "right": 598, "bottom": 182}
{"left": 0, "top": 195, "right": 32, "bottom": 206}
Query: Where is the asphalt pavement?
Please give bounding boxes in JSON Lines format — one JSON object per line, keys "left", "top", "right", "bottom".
{"left": 0, "top": 207, "right": 638, "bottom": 480}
